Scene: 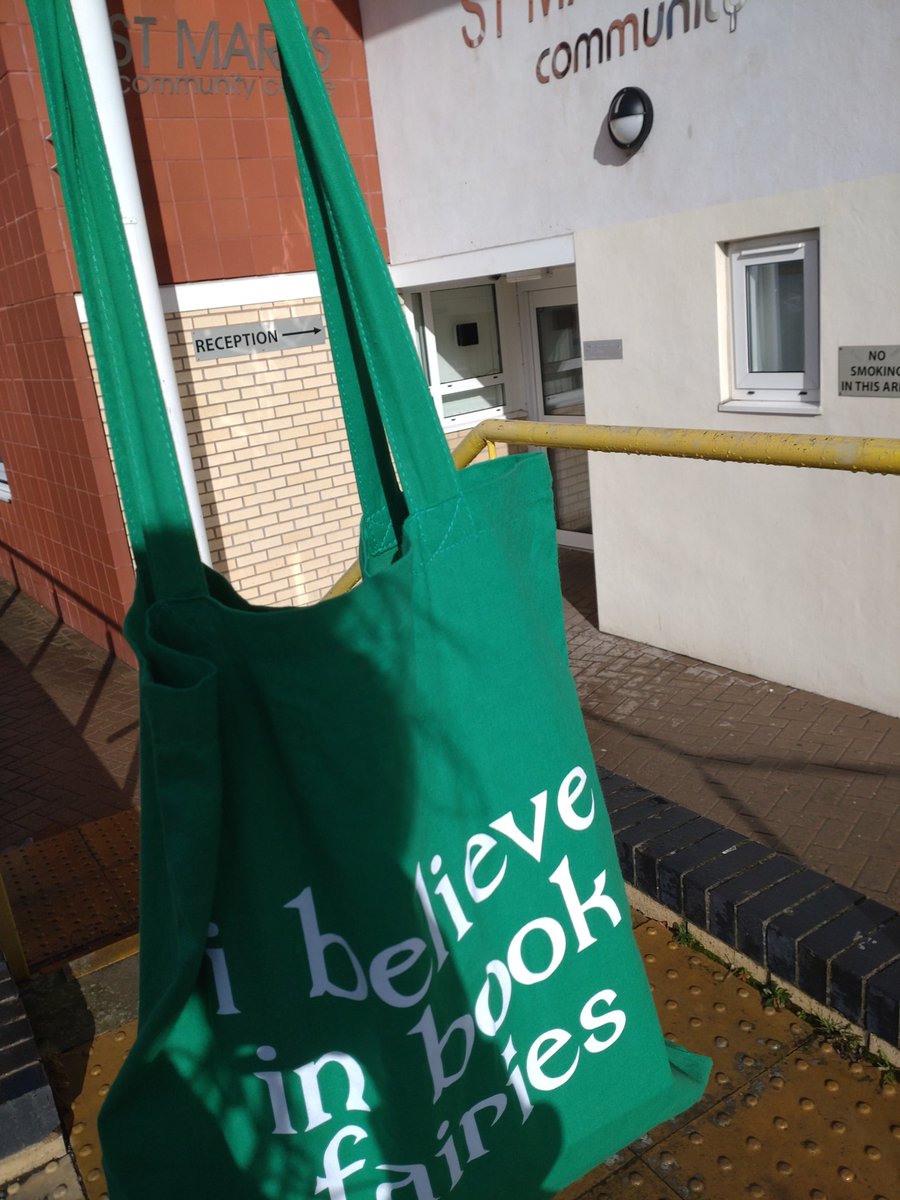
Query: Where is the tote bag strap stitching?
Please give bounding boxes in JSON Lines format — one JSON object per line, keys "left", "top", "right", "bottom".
{"left": 140, "top": 645, "right": 223, "bottom": 961}
{"left": 297, "top": 153, "right": 405, "bottom": 536}
{"left": 56, "top": 3, "right": 201, "bottom": 596}
{"left": 423, "top": 495, "right": 470, "bottom": 564}
{"left": 320, "top": 189, "right": 436, "bottom": 510}
{"left": 316, "top": 150, "right": 462, "bottom": 516}
{"left": 315, "top": 164, "right": 448, "bottom": 510}
{"left": 294, "top": 105, "right": 441, "bottom": 523}
{"left": 296, "top": 142, "right": 405, "bottom": 532}
{"left": 267, "top": 0, "right": 461, "bottom": 514}
{"left": 362, "top": 509, "right": 401, "bottom": 557}
{"left": 138, "top": 714, "right": 192, "bottom": 950}
{"left": 78, "top": 130, "right": 172, "bottom": 527}
{"left": 405, "top": 499, "right": 480, "bottom": 578}
{"left": 286, "top": 88, "right": 410, "bottom": 545}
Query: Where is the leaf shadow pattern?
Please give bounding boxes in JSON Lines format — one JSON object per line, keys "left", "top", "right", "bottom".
{"left": 98, "top": 528, "right": 564, "bottom": 1200}
{"left": 582, "top": 698, "right": 898, "bottom": 871}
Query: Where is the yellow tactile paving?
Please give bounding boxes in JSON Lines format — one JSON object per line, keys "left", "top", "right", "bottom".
{"left": 79, "top": 812, "right": 140, "bottom": 871}
{"left": 0, "top": 812, "right": 139, "bottom": 971}
{"left": 52, "top": 922, "right": 899, "bottom": 1200}
{"left": 643, "top": 1047, "right": 899, "bottom": 1199}
{"left": 60, "top": 1022, "right": 136, "bottom": 1200}
{"left": 636, "top": 920, "right": 815, "bottom": 1102}
{"left": 562, "top": 922, "right": 898, "bottom": 1199}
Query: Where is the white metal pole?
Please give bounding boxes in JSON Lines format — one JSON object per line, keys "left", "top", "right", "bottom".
{"left": 69, "top": 0, "right": 212, "bottom": 565}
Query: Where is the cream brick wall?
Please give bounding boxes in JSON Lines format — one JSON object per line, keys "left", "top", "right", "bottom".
{"left": 165, "top": 300, "right": 360, "bottom": 606}
{"left": 84, "top": 298, "right": 506, "bottom": 608}
{"left": 547, "top": 446, "right": 590, "bottom": 534}
{"left": 84, "top": 297, "right": 358, "bottom": 606}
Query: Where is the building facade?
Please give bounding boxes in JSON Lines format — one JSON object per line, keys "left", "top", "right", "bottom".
{"left": 0, "top": 0, "right": 384, "bottom": 654}
{"left": 1, "top": 0, "right": 898, "bottom": 713}
{"left": 359, "top": 0, "right": 900, "bottom": 715}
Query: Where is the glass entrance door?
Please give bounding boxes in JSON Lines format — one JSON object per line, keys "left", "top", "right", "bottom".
{"left": 405, "top": 283, "right": 506, "bottom": 429}
{"left": 525, "top": 287, "right": 592, "bottom": 548}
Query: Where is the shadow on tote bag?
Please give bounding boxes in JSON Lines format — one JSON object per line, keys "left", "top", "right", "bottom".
{"left": 116, "top": 553, "right": 570, "bottom": 1197}
{"left": 26, "top": 1, "right": 711, "bottom": 1197}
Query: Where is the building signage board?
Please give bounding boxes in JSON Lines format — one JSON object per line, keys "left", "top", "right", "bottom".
{"left": 192, "top": 317, "right": 326, "bottom": 361}
{"left": 110, "top": 14, "right": 335, "bottom": 99}
{"left": 583, "top": 339, "right": 623, "bottom": 361}
{"left": 838, "top": 346, "right": 900, "bottom": 396}
{"left": 458, "top": 0, "right": 748, "bottom": 85}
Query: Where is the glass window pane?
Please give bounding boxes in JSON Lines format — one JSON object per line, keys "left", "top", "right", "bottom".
{"left": 408, "top": 292, "right": 430, "bottom": 383}
{"left": 442, "top": 383, "right": 504, "bottom": 419}
{"left": 746, "top": 260, "right": 804, "bottom": 373}
{"left": 431, "top": 285, "right": 501, "bottom": 385}
{"left": 536, "top": 304, "right": 584, "bottom": 415}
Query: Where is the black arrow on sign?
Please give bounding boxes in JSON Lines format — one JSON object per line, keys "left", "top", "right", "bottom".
{"left": 282, "top": 327, "right": 322, "bottom": 338}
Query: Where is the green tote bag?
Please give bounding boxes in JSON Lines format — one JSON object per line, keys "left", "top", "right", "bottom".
{"left": 29, "top": 3, "right": 710, "bottom": 1197}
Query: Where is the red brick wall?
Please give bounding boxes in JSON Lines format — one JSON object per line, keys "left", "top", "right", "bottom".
{"left": 110, "top": 0, "right": 385, "bottom": 283}
{"left": 0, "top": 7, "right": 134, "bottom": 655}
{"left": 0, "top": 0, "right": 384, "bottom": 655}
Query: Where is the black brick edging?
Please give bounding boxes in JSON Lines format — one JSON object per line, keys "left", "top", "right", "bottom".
{"left": 0, "top": 955, "right": 61, "bottom": 1175}
{"left": 601, "top": 767, "right": 900, "bottom": 1050}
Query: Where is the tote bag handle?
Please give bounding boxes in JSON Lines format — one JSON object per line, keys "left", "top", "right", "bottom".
{"left": 30, "top": 0, "right": 461, "bottom": 604}
{"left": 265, "top": 0, "right": 463, "bottom": 544}
{"left": 27, "top": 1, "right": 207, "bottom": 605}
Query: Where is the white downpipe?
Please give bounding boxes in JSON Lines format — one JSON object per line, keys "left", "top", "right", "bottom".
{"left": 70, "top": 0, "right": 212, "bottom": 565}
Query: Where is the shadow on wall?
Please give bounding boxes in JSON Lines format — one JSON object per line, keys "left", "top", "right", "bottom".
{"left": 0, "top": 581, "right": 139, "bottom": 851}
{"left": 151, "top": 313, "right": 231, "bottom": 583}
{"left": 116, "top": 49, "right": 178, "bottom": 286}
{"left": 592, "top": 129, "right": 633, "bottom": 168}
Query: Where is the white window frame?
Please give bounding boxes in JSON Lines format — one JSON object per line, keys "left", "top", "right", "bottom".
{"left": 0, "top": 459, "right": 10, "bottom": 503}
{"left": 720, "top": 231, "right": 820, "bottom": 416}
{"left": 522, "top": 285, "right": 584, "bottom": 423}
{"left": 402, "top": 282, "right": 507, "bottom": 431}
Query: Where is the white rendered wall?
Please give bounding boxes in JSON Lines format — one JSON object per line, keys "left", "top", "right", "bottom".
{"left": 358, "top": 2, "right": 900, "bottom": 713}
{"left": 576, "top": 175, "right": 900, "bottom": 716}
{"left": 359, "top": 0, "right": 900, "bottom": 265}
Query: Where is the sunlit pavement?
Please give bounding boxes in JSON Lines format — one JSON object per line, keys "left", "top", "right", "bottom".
{"left": 2, "top": 564, "right": 899, "bottom": 1196}
{"left": 37, "top": 916, "right": 897, "bottom": 1200}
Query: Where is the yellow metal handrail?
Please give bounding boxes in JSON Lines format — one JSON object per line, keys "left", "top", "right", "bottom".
{"left": 2, "top": 420, "right": 894, "bottom": 979}
{"left": 326, "top": 420, "right": 900, "bottom": 598}
{"left": 455, "top": 419, "right": 900, "bottom": 474}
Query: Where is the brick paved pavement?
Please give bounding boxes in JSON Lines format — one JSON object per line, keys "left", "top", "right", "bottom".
{"left": 559, "top": 549, "right": 900, "bottom": 910}
{"left": 0, "top": 581, "right": 139, "bottom": 852}
{"left": 3, "top": 559, "right": 899, "bottom": 1195}
{"left": 1, "top": 557, "right": 898, "bottom": 912}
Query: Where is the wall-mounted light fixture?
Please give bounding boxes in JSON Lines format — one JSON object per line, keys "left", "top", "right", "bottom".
{"left": 606, "top": 87, "right": 653, "bottom": 152}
